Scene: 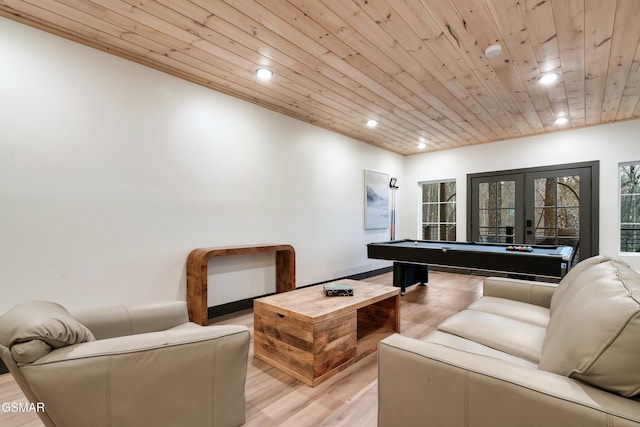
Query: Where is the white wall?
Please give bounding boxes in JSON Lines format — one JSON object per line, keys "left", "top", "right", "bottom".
{"left": 0, "top": 17, "right": 403, "bottom": 312}
{"left": 5, "top": 16, "right": 639, "bottom": 315}
{"left": 401, "top": 120, "right": 640, "bottom": 269}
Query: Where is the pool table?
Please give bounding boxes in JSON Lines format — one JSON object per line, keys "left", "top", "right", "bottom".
{"left": 367, "top": 239, "right": 574, "bottom": 294}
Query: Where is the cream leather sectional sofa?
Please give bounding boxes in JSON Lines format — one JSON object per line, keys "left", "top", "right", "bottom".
{"left": 378, "top": 255, "right": 640, "bottom": 427}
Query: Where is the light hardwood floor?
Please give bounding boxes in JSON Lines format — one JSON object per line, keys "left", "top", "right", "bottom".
{"left": 0, "top": 271, "right": 483, "bottom": 427}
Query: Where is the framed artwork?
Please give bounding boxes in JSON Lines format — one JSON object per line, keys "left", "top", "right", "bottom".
{"left": 364, "top": 169, "right": 389, "bottom": 230}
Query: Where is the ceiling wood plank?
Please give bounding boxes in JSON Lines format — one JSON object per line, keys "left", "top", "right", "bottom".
{"left": 584, "top": 0, "right": 616, "bottom": 126}
{"left": 552, "top": 0, "right": 586, "bottom": 127}
{"left": 601, "top": 0, "right": 640, "bottom": 122}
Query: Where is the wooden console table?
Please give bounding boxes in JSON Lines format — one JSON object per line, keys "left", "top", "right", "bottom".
{"left": 186, "top": 244, "right": 296, "bottom": 325}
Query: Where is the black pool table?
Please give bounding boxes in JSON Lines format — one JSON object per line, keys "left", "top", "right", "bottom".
{"left": 367, "top": 239, "right": 574, "bottom": 294}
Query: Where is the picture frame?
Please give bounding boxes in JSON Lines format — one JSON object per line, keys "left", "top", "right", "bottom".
{"left": 364, "top": 169, "right": 389, "bottom": 230}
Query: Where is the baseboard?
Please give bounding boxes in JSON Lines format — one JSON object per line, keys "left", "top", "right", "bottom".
{"left": 208, "top": 266, "right": 393, "bottom": 319}
{"left": 342, "top": 266, "right": 393, "bottom": 281}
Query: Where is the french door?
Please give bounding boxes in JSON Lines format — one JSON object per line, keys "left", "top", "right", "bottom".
{"left": 468, "top": 162, "right": 599, "bottom": 265}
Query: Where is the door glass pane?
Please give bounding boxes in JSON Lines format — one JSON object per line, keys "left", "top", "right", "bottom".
{"left": 558, "top": 176, "right": 580, "bottom": 207}
{"left": 558, "top": 207, "right": 579, "bottom": 237}
{"left": 498, "top": 209, "right": 515, "bottom": 227}
{"left": 535, "top": 207, "right": 557, "bottom": 243}
{"left": 479, "top": 209, "right": 496, "bottom": 227}
{"left": 478, "top": 181, "right": 515, "bottom": 243}
{"left": 533, "top": 175, "right": 581, "bottom": 254}
{"left": 479, "top": 182, "right": 495, "bottom": 209}
{"left": 498, "top": 181, "right": 515, "bottom": 208}
{"left": 535, "top": 178, "right": 557, "bottom": 206}
{"left": 478, "top": 227, "right": 495, "bottom": 243}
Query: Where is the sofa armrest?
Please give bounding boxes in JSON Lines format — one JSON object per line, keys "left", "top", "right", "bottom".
{"left": 20, "top": 325, "right": 250, "bottom": 427}
{"left": 71, "top": 301, "right": 190, "bottom": 339}
{"left": 378, "top": 334, "right": 640, "bottom": 427}
{"left": 482, "top": 277, "right": 557, "bottom": 308}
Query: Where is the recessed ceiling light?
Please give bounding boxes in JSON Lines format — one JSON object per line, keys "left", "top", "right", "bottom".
{"left": 554, "top": 116, "right": 569, "bottom": 125}
{"left": 366, "top": 119, "right": 378, "bottom": 128}
{"left": 539, "top": 72, "right": 558, "bottom": 85}
{"left": 418, "top": 142, "right": 427, "bottom": 149}
{"left": 255, "top": 68, "right": 273, "bottom": 80}
{"left": 484, "top": 44, "right": 502, "bottom": 58}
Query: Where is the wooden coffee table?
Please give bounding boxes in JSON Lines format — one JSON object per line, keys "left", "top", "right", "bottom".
{"left": 253, "top": 279, "right": 400, "bottom": 386}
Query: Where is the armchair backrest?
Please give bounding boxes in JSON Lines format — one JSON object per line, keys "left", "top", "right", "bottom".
{"left": 71, "top": 301, "right": 189, "bottom": 339}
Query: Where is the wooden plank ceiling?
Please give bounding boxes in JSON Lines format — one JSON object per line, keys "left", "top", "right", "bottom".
{"left": 2, "top": 0, "right": 640, "bottom": 155}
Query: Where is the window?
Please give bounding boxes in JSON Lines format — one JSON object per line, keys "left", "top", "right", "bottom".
{"left": 420, "top": 180, "right": 456, "bottom": 241}
{"left": 620, "top": 162, "right": 640, "bottom": 253}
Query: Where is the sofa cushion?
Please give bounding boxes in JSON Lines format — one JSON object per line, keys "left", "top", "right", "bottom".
{"left": 468, "top": 296, "right": 550, "bottom": 327}
{"left": 0, "top": 301, "right": 95, "bottom": 364}
{"left": 539, "top": 259, "right": 640, "bottom": 397}
{"left": 550, "top": 255, "right": 627, "bottom": 313}
{"left": 423, "top": 331, "right": 538, "bottom": 369}
{"left": 438, "top": 309, "right": 546, "bottom": 363}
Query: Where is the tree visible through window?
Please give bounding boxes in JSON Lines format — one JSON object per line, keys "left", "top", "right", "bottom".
{"left": 620, "top": 162, "right": 640, "bottom": 253}
{"left": 420, "top": 181, "right": 456, "bottom": 241}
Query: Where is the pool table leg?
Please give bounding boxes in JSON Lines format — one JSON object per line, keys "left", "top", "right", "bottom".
{"left": 393, "top": 263, "right": 429, "bottom": 295}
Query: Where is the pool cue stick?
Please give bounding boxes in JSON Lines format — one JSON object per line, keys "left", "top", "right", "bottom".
{"left": 389, "top": 178, "right": 398, "bottom": 240}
